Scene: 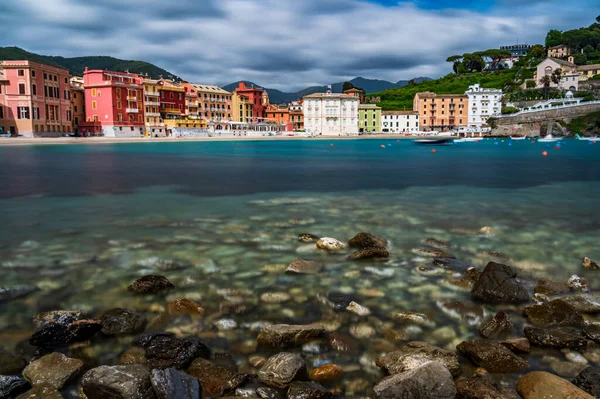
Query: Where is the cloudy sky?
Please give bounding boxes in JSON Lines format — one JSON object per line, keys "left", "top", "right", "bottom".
{"left": 0, "top": 0, "right": 595, "bottom": 91}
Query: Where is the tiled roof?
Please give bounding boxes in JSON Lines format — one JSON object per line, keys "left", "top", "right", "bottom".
{"left": 577, "top": 63, "right": 600, "bottom": 71}
{"left": 548, "top": 58, "right": 577, "bottom": 67}
{"left": 191, "top": 84, "right": 231, "bottom": 94}
{"left": 549, "top": 44, "right": 568, "bottom": 50}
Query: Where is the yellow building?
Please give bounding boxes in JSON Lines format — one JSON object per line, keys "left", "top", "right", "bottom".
{"left": 548, "top": 44, "right": 571, "bottom": 59}
{"left": 163, "top": 118, "right": 207, "bottom": 129}
{"left": 142, "top": 78, "right": 166, "bottom": 136}
{"left": 231, "top": 92, "right": 253, "bottom": 123}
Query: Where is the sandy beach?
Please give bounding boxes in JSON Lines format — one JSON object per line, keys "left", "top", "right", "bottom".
{"left": 0, "top": 134, "right": 427, "bottom": 146}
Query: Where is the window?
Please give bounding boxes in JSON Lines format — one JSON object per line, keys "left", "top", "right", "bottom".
{"left": 19, "top": 83, "right": 26, "bottom": 95}
{"left": 117, "top": 114, "right": 123, "bottom": 122}
{"left": 178, "top": 93, "right": 182, "bottom": 100}
{"left": 0, "top": 106, "right": 3, "bottom": 119}
{"left": 65, "top": 78, "right": 68, "bottom": 84}
{"left": 92, "top": 101, "right": 97, "bottom": 110}
{"left": 44, "top": 73, "right": 48, "bottom": 80}
{"left": 54, "top": 75, "right": 57, "bottom": 82}
{"left": 33, "top": 107, "right": 39, "bottom": 120}
{"left": 32, "top": 85, "right": 37, "bottom": 95}
{"left": 18, "top": 69, "right": 24, "bottom": 77}
{"left": 31, "top": 70, "right": 36, "bottom": 78}
{"left": 93, "top": 115, "right": 98, "bottom": 122}
{"left": 66, "top": 110, "right": 72, "bottom": 121}
{"left": 117, "top": 101, "right": 122, "bottom": 109}
{"left": 17, "top": 107, "right": 30, "bottom": 119}
{"left": 170, "top": 92, "right": 174, "bottom": 99}
{"left": 91, "top": 88, "right": 96, "bottom": 97}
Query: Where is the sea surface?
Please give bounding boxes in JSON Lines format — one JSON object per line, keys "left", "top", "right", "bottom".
{"left": 1, "top": 138, "right": 600, "bottom": 394}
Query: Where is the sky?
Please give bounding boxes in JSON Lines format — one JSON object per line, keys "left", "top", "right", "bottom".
{"left": 0, "top": 0, "right": 595, "bottom": 91}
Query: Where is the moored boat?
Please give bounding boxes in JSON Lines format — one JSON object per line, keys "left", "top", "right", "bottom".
{"left": 510, "top": 136, "right": 527, "bottom": 140}
{"left": 537, "top": 134, "right": 563, "bottom": 143}
{"left": 414, "top": 138, "right": 454, "bottom": 145}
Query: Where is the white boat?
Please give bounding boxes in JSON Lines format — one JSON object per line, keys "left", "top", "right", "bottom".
{"left": 510, "top": 136, "right": 527, "bottom": 140}
{"left": 538, "top": 134, "right": 563, "bottom": 143}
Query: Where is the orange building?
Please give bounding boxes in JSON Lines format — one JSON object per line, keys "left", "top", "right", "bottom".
{"left": 289, "top": 101, "right": 303, "bottom": 130}
{"left": 413, "top": 92, "right": 468, "bottom": 130}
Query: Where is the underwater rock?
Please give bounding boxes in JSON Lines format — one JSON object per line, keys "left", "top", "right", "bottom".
{"left": 583, "top": 257, "right": 600, "bottom": 271}
{"left": 258, "top": 352, "right": 307, "bottom": 388}
{"left": 100, "top": 308, "right": 147, "bottom": 336}
{"left": 346, "top": 301, "right": 371, "bottom": 316}
{"left": 423, "top": 238, "right": 449, "bottom": 250}
{"left": 457, "top": 340, "right": 529, "bottom": 373}
{"left": 187, "top": 357, "right": 234, "bottom": 397}
{"left": 471, "top": 262, "right": 529, "bottom": 304}
{"left": 316, "top": 237, "right": 346, "bottom": 251}
{"left": 82, "top": 364, "right": 156, "bottom": 399}
{"left": 298, "top": 233, "right": 320, "bottom": 243}
{"left": 348, "top": 247, "right": 389, "bottom": 260}
{"left": 376, "top": 341, "right": 461, "bottom": 377}
{"left": 348, "top": 232, "right": 388, "bottom": 249}
{"left": 523, "top": 300, "right": 583, "bottom": 327}
{"left": 167, "top": 298, "right": 205, "bottom": 316}
{"left": 560, "top": 294, "right": 600, "bottom": 313}
{"left": 533, "top": 279, "right": 570, "bottom": 296}
{"left": 392, "top": 311, "right": 432, "bottom": 327}
{"left": 286, "top": 258, "right": 323, "bottom": 274}
{"left": 128, "top": 275, "right": 174, "bottom": 294}
{"left": 524, "top": 327, "right": 587, "bottom": 350}
{"left": 0, "top": 285, "right": 37, "bottom": 303}
{"left": 257, "top": 324, "right": 325, "bottom": 348}
{"left": 134, "top": 333, "right": 211, "bottom": 369}
{"left": 373, "top": 361, "right": 456, "bottom": 399}
{"left": 479, "top": 311, "right": 514, "bottom": 339}
{"left": 309, "top": 364, "right": 343, "bottom": 383}
{"left": 0, "top": 348, "right": 26, "bottom": 375}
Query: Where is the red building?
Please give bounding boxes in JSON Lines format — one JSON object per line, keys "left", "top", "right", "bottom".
{"left": 234, "top": 82, "right": 265, "bottom": 122}
{"left": 79, "top": 68, "right": 145, "bottom": 137}
{"left": 158, "top": 80, "right": 186, "bottom": 120}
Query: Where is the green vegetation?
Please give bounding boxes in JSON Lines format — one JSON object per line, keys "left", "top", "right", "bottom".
{"left": 0, "top": 46, "right": 179, "bottom": 80}
{"left": 501, "top": 106, "right": 519, "bottom": 114}
{"left": 567, "top": 111, "right": 600, "bottom": 135}
{"left": 545, "top": 18, "right": 600, "bottom": 63}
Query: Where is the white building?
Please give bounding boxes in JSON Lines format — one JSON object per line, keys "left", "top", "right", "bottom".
{"left": 381, "top": 111, "right": 419, "bottom": 133}
{"left": 465, "top": 84, "right": 502, "bottom": 128}
{"left": 534, "top": 58, "right": 579, "bottom": 91}
{"left": 303, "top": 92, "right": 359, "bottom": 135}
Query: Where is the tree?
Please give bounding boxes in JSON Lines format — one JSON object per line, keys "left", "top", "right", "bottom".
{"left": 446, "top": 55, "right": 462, "bottom": 74}
{"left": 529, "top": 44, "right": 545, "bottom": 58}
{"left": 546, "top": 29, "right": 564, "bottom": 48}
{"left": 573, "top": 53, "right": 588, "bottom": 65}
{"left": 596, "top": 15, "right": 600, "bottom": 23}
{"left": 584, "top": 44, "right": 596, "bottom": 54}
{"left": 479, "top": 49, "right": 512, "bottom": 70}
{"left": 551, "top": 68, "right": 562, "bottom": 86}
{"left": 342, "top": 82, "right": 356, "bottom": 92}
{"left": 462, "top": 53, "right": 485, "bottom": 72}
{"left": 526, "top": 80, "right": 536, "bottom": 89}
{"left": 539, "top": 75, "right": 552, "bottom": 98}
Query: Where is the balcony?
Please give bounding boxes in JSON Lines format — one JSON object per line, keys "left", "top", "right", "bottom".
{"left": 145, "top": 101, "right": 160, "bottom": 106}
{"left": 188, "top": 101, "right": 199, "bottom": 107}
{"left": 127, "top": 96, "right": 137, "bottom": 101}
{"left": 146, "top": 92, "right": 159, "bottom": 97}
{"left": 164, "top": 107, "right": 182, "bottom": 114}
{"left": 126, "top": 108, "right": 139, "bottom": 113}
{"left": 146, "top": 112, "right": 160, "bottom": 117}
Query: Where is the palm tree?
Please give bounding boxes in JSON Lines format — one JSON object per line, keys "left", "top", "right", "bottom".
{"left": 539, "top": 75, "right": 552, "bottom": 99}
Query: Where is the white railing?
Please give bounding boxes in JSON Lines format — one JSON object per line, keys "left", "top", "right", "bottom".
{"left": 145, "top": 112, "right": 160, "bottom": 116}
{"left": 145, "top": 101, "right": 160, "bottom": 106}
{"left": 496, "top": 100, "right": 600, "bottom": 118}
{"left": 126, "top": 108, "right": 139, "bottom": 113}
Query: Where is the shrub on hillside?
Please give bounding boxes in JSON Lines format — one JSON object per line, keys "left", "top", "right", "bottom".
{"left": 502, "top": 106, "right": 520, "bottom": 114}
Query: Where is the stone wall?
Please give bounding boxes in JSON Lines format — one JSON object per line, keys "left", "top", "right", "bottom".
{"left": 495, "top": 103, "right": 600, "bottom": 125}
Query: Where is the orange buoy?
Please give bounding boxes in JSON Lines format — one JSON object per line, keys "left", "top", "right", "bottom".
{"left": 555, "top": 145, "right": 560, "bottom": 149}
{"left": 542, "top": 151, "right": 548, "bottom": 157}
{"left": 431, "top": 149, "right": 436, "bottom": 154}
{"left": 381, "top": 145, "right": 386, "bottom": 149}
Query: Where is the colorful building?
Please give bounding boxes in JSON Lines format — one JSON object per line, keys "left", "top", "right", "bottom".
{"left": 343, "top": 87, "right": 366, "bottom": 104}
{"left": 381, "top": 111, "right": 419, "bottom": 133}
{"left": 80, "top": 68, "right": 144, "bottom": 137}
{"left": 303, "top": 92, "right": 359, "bottom": 135}
{"left": 191, "top": 84, "right": 232, "bottom": 129}
{"left": 500, "top": 44, "right": 531, "bottom": 57}
{"left": 289, "top": 101, "right": 304, "bottom": 131}
{"left": 465, "top": 84, "right": 502, "bottom": 128}
{"left": 70, "top": 77, "right": 85, "bottom": 133}
{"left": 358, "top": 104, "right": 381, "bottom": 133}
{"left": 265, "top": 104, "right": 293, "bottom": 131}
{"left": 548, "top": 44, "right": 571, "bottom": 59}
{"left": 413, "top": 92, "right": 468, "bottom": 130}
{"left": 534, "top": 58, "right": 579, "bottom": 91}
{"left": 142, "top": 78, "right": 166, "bottom": 137}
{"left": 234, "top": 82, "right": 265, "bottom": 122}
{"left": 0, "top": 60, "right": 72, "bottom": 137}
{"left": 231, "top": 92, "right": 253, "bottom": 123}
{"left": 158, "top": 79, "right": 186, "bottom": 121}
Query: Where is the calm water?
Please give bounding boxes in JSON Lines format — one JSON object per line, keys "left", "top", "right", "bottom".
{"left": 1, "top": 138, "right": 600, "bottom": 394}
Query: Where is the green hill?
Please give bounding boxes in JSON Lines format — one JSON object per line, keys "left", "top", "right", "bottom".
{"left": 0, "top": 46, "right": 179, "bottom": 80}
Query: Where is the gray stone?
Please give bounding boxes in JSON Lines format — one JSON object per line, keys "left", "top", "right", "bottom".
{"left": 376, "top": 341, "right": 461, "bottom": 377}
{"left": 457, "top": 340, "right": 530, "bottom": 372}
{"left": 151, "top": 368, "right": 201, "bottom": 399}
{"left": 471, "top": 262, "right": 529, "bottom": 304}
{"left": 257, "top": 324, "right": 325, "bottom": 348}
{"left": 0, "top": 375, "right": 30, "bottom": 398}
{"left": 573, "top": 367, "right": 600, "bottom": 397}
{"left": 524, "top": 326, "right": 588, "bottom": 350}
{"left": 373, "top": 361, "right": 456, "bottom": 399}
{"left": 258, "top": 352, "right": 307, "bottom": 388}
{"left": 561, "top": 294, "right": 600, "bottom": 313}
{"left": 523, "top": 299, "right": 584, "bottom": 327}
{"left": 534, "top": 279, "right": 570, "bottom": 296}
{"left": 134, "top": 333, "right": 211, "bottom": 369}
{"left": 29, "top": 318, "right": 102, "bottom": 348}
{"left": 22, "top": 352, "right": 82, "bottom": 389}
{"left": 82, "top": 364, "right": 157, "bottom": 399}
{"left": 101, "top": 308, "right": 147, "bottom": 336}
{"left": 479, "top": 311, "right": 514, "bottom": 339}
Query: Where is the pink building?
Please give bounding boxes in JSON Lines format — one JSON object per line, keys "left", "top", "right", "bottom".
{"left": 0, "top": 60, "right": 72, "bottom": 137}
{"left": 234, "top": 82, "right": 265, "bottom": 122}
{"left": 79, "top": 68, "right": 145, "bottom": 137}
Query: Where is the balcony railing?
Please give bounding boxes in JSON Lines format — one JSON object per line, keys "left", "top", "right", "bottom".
{"left": 187, "top": 102, "right": 199, "bottom": 107}
{"left": 145, "top": 112, "right": 160, "bottom": 117}
{"left": 164, "top": 107, "right": 182, "bottom": 113}
{"left": 126, "top": 108, "right": 139, "bottom": 113}
{"left": 145, "top": 101, "right": 160, "bottom": 106}
{"left": 127, "top": 96, "right": 137, "bottom": 101}
{"left": 146, "top": 92, "right": 159, "bottom": 97}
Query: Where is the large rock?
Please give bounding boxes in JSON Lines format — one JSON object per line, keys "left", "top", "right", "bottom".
{"left": 134, "top": 333, "right": 211, "bottom": 369}
{"left": 22, "top": 352, "right": 82, "bottom": 389}
{"left": 524, "top": 327, "right": 587, "bottom": 350}
{"left": 0, "top": 285, "right": 36, "bottom": 303}
{"left": 348, "top": 232, "right": 388, "bottom": 249}
{"left": 257, "top": 324, "right": 325, "bottom": 348}
{"left": 187, "top": 357, "right": 234, "bottom": 397}
{"left": 151, "top": 368, "right": 201, "bottom": 399}
{"left": 316, "top": 237, "right": 346, "bottom": 251}
{"left": 583, "top": 322, "right": 600, "bottom": 344}
{"left": 376, "top": 341, "right": 461, "bottom": 377}
{"left": 456, "top": 377, "right": 520, "bottom": 399}
{"left": 0, "top": 375, "right": 30, "bottom": 398}
{"left": 572, "top": 367, "right": 600, "bottom": 397}
{"left": 479, "top": 311, "right": 514, "bottom": 339}
{"left": 100, "top": 308, "right": 147, "bottom": 336}
{"left": 287, "top": 382, "right": 332, "bottom": 399}
{"left": 561, "top": 294, "right": 600, "bottom": 313}
{"left": 82, "top": 364, "right": 157, "bottom": 399}
{"left": 348, "top": 247, "right": 389, "bottom": 260}
{"left": 471, "top": 262, "right": 529, "bottom": 304}
{"left": 583, "top": 257, "right": 600, "bottom": 271}
{"left": 517, "top": 371, "right": 594, "bottom": 399}
{"left": 534, "top": 279, "right": 570, "bottom": 296}
{"left": 523, "top": 299, "right": 584, "bottom": 327}
{"left": 128, "top": 275, "right": 174, "bottom": 294}
{"left": 0, "top": 348, "right": 26, "bottom": 375}
{"left": 29, "top": 317, "right": 102, "bottom": 348}
{"left": 456, "top": 340, "right": 529, "bottom": 373}
{"left": 286, "top": 258, "right": 323, "bottom": 274}
{"left": 258, "top": 352, "right": 307, "bottom": 388}
{"left": 373, "top": 361, "right": 456, "bottom": 399}
{"left": 15, "top": 386, "right": 63, "bottom": 399}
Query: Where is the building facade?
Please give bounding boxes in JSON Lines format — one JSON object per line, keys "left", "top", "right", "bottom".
{"left": 70, "top": 77, "right": 85, "bottom": 133}
{"left": 142, "top": 78, "right": 166, "bottom": 137}
{"left": 358, "top": 104, "right": 381, "bottom": 133}
{"left": 381, "top": 111, "right": 419, "bottom": 133}
{"left": 192, "top": 84, "right": 232, "bottom": 125}
{"left": 289, "top": 101, "right": 304, "bottom": 131}
{"left": 234, "top": 82, "right": 265, "bottom": 122}
{"left": 80, "top": 68, "right": 144, "bottom": 137}
{"left": 158, "top": 80, "right": 186, "bottom": 122}
{"left": 231, "top": 92, "right": 253, "bottom": 123}
{"left": 535, "top": 58, "right": 579, "bottom": 91}
{"left": 577, "top": 64, "right": 600, "bottom": 81}
{"left": 500, "top": 44, "right": 531, "bottom": 57}
{"left": 0, "top": 60, "right": 72, "bottom": 137}
{"left": 465, "top": 84, "right": 502, "bottom": 128}
{"left": 265, "top": 104, "right": 292, "bottom": 131}
{"left": 413, "top": 92, "right": 468, "bottom": 130}
{"left": 303, "top": 92, "right": 359, "bottom": 135}
{"left": 548, "top": 45, "right": 571, "bottom": 59}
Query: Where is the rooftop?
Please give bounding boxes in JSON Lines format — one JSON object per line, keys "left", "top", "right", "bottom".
{"left": 577, "top": 63, "right": 600, "bottom": 71}
{"left": 192, "top": 84, "right": 231, "bottom": 95}
{"left": 549, "top": 44, "right": 569, "bottom": 50}
{"left": 546, "top": 58, "right": 577, "bottom": 67}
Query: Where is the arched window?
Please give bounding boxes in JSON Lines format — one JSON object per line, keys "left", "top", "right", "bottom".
{"left": 545, "top": 66, "right": 553, "bottom": 75}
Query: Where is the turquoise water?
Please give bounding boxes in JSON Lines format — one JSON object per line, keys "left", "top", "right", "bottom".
{"left": 1, "top": 138, "right": 600, "bottom": 394}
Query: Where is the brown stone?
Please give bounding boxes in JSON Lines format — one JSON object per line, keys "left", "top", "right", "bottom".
{"left": 502, "top": 338, "right": 531, "bottom": 353}
{"left": 286, "top": 258, "right": 323, "bottom": 274}
{"left": 583, "top": 257, "right": 600, "bottom": 271}
{"left": 517, "top": 371, "right": 594, "bottom": 399}
{"left": 257, "top": 324, "right": 325, "bottom": 348}
{"left": 457, "top": 340, "right": 529, "bottom": 373}
{"left": 15, "top": 386, "right": 63, "bottom": 399}
{"left": 127, "top": 275, "right": 174, "bottom": 294}
{"left": 377, "top": 341, "right": 461, "bottom": 377}
{"left": 534, "top": 279, "right": 570, "bottom": 296}
{"left": 309, "top": 364, "right": 343, "bottom": 382}
{"left": 328, "top": 332, "right": 360, "bottom": 352}
{"left": 187, "top": 357, "right": 234, "bottom": 397}
{"left": 22, "top": 352, "right": 82, "bottom": 389}
{"left": 523, "top": 299, "right": 584, "bottom": 327}
{"left": 479, "top": 311, "right": 514, "bottom": 339}
{"left": 166, "top": 298, "right": 205, "bottom": 316}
